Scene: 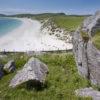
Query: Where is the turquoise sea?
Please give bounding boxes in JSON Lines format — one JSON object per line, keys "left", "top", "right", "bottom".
{"left": 0, "top": 17, "right": 22, "bottom": 36}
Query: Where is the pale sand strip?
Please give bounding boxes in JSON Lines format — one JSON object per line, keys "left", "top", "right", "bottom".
{"left": 0, "top": 18, "right": 73, "bottom": 52}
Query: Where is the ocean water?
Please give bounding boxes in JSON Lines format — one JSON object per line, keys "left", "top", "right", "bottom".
{"left": 0, "top": 17, "right": 22, "bottom": 36}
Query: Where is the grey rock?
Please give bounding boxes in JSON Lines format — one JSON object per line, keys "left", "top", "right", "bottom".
{"left": 9, "top": 57, "right": 49, "bottom": 88}
{"left": 73, "top": 11, "right": 100, "bottom": 85}
{"left": 3, "top": 60, "right": 16, "bottom": 74}
{"left": 75, "top": 87, "right": 100, "bottom": 100}
{"left": 0, "top": 71, "right": 4, "bottom": 79}
{"left": 73, "top": 29, "right": 89, "bottom": 78}
{"left": 0, "top": 64, "right": 4, "bottom": 79}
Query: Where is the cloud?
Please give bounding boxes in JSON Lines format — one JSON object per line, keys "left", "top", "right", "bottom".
{"left": 0, "top": 8, "right": 40, "bottom": 15}
{"left": 1, "top": 8, "right": 93, "bottom": 15}
{"left": 0, "top": 8, "right": 68, "bottom": 15}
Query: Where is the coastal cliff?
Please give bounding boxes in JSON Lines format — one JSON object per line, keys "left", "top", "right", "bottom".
{"left": 73, "top": 11, "right": 100, "bottom": 85}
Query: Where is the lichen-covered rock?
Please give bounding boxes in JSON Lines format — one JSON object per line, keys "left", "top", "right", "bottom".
{"left": 3, "top": 60, "right": 16, "bottom": 74}
{"left": 9, "top": 57, "right": 49, "bottom": 88}
{"left": 73, "top": 11, "right": 100, "bottom": 85}
{"left": 73, "top": 29, "right": 89, "bottom": 78}
{"left": 75, "top": 87, "right": 100, "bottom": 100}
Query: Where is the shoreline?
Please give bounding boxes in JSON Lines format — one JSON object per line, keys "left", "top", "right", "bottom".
{"left": 0, "top": 18, "right": 73, "bottom": 52}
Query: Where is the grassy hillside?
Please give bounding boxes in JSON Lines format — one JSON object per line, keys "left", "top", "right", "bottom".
{"left": 32, "top": 14, "right": 85, "bottom": 31}
{"left": 52, "top": 16, "right": 85, "bottom": 31}
{"left": 0, "top": 14, "right": 6, "bottom": 17}
{"left": 8, "top": 13, "right": 66, "bottom": 19}
{"left": 0, "top": 52, "right": 92, "bottom": 100}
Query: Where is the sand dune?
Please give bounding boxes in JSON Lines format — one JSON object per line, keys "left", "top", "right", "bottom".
{"left": 0, "top": 18, "right": 73, "bottom": 52}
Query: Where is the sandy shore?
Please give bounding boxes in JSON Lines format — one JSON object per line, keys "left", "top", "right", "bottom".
{"left": 0, "top": 18, "right": 73, "bottom": 52}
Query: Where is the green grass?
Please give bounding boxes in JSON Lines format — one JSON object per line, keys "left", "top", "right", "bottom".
{"left": 52, "top": 16, "right": 85, "bottom": 31}
{"left": 92, "top": 29, "right": 100, "bottom": 50}
{"left": 31, "top": 14, "right": 85, "bottom": 31}
{"left": 0, "top": 53, "right": 30, "bottom": 70}
{"left": 80, "top": 30, "right": 89, "bottom": 42}
{"left": 0, "top": 53, "right": 92, "bottom": 100}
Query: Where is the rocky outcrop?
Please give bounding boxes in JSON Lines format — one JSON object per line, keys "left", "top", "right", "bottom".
{"left": 73, "top": 11, "right": 100, "bottom": 85}
{"left": 9, "top": 57, "right": 49, "bottom": 88}
{"left": 3, "top": 60, "right": 16, "bottom": 74}
{"left": 75, "top": 87, "right": 100, "bottom": 100}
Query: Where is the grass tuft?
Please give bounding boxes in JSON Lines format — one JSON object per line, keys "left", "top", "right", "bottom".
{"left": 80, "top": 30, "right": 89, "bottom": 42}
{"left": 92, "top": 29, "right": 100, "bottom": 50}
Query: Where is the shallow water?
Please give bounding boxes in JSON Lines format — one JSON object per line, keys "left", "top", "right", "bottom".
{"left": 0, "top": 17, "right": 22, "bottom": 36}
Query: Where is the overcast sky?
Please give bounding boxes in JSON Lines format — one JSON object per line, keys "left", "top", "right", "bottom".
{"left": 0, "top": 0, "right": 100, "bottom": 15}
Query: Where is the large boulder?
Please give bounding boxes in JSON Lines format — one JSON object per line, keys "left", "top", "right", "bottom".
{"left": 3, "top": 60, "right": 16, "bottom": 74}
{"left": 75, "top": 87, "right": 100, "bottom": 100}
{"left": 9, "top": 57, "right": 49, "bottom": 88}
{"left": 73, "top": 11, "right": 100, "bottom": 85}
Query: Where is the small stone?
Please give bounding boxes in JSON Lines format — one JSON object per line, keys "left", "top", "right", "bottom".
{"left": 0, "top": 64, "right": 4, "bottom": 79}
{"left": 75, "top": 87, "right": 100, "bottom": 100}
{"left": 3, "top": 60, "right": 16, "bottom": 74}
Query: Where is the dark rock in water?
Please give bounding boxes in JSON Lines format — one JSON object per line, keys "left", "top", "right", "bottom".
{"left": 75, "top": 87, "right": 100, "bottom": 100}
{"left": 9, "top": 57, "right": 49, "bottom": 88}
{"left": 73, "top": 11, "right": 100, "bottom": 85}
{"left": 3, "top": 60, "right": 16, "bottom": 74}
{"left": 0, "top": 64, "right": 4, "bottom": 79}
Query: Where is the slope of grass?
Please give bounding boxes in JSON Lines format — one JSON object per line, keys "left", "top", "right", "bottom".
{"left": 92, "top": 29, "right": 100, "bottom": 50}
{"left": 32, "top": 13, "right": 66, "bottom": 21}
{"left": 31, "top": 14, "right": 85, "bottom": 31}
{"left": 52, "top": 16, "right": 85, "bottom": 31}
{"left": 0, "top": 53, "right": 92, "bottom": 100}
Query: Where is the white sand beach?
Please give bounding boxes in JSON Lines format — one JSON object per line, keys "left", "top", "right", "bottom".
{"left": 0, "top": 18, "right": 73, "bottom": 52}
